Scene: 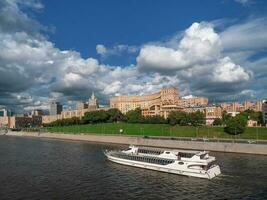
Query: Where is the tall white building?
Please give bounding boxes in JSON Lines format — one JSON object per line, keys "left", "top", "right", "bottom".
{"left": 88, "top": 92, "right": 99, "bottom": 111}
{"left": 0, "top": 108, "right": 11, "bottom": 117}
{"left": 49, "top": 102, "right": 63, "bottom": 115}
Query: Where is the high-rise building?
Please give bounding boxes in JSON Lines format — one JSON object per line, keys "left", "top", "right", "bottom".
{"left": 0, "top": 108, "right": 12, "bottom": 117}
{"left": 76, "top": 101, "right": 88, "bottom": 110}
{"left": 31, "top": 109, "right": 43, "bottom": 116}
{"left": 88, "top": 92, "right": 99, "bottom": 111}
{"left": 262, "top": 100, "right": 267, "bottom": 125}
{"left": 49, "top": 102, "right": 63, "bottom": 115}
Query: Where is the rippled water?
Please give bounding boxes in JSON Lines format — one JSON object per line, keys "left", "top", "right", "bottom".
{"left": 0, "top": 136, "right": 266, "bottom": 200}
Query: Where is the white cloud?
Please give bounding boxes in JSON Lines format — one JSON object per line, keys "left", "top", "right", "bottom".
{"left": 96, "top": 44, "right": 107, "bottom": 55}
{"left": 0, "top": 0, "right": 264, "bottom": 112}
{"left": 96, "top": 43, "right": 138, "bottom": 57}
{"left": 137, "top": 22, "right": 249, "bottom": 84}
{"left": 213, "top": 57, "right": 250, "bottom": 82}
{"left": 220, "top": 18, "right": 267, "bottom": 51}
{"left": 235, "top": 0, "right": 253, "bottom": 6}
{"left": 137, "top": 22, "right": 221, "bottom": 71}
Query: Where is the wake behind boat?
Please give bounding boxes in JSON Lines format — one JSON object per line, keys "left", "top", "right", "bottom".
{"left": 104, "top": 145, "right": 221, "bottom": 179}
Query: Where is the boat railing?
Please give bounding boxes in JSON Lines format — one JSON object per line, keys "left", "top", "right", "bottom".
{"left": 111, "top": 152, "right": 175, "bottom": 166}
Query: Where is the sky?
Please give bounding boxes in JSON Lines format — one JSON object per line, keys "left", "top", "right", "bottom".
{"left": 0, "top": 0, "right": 267, "bottom": 113}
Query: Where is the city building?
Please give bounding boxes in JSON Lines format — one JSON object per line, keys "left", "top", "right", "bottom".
{"left": 178, "top": 96, "right": 208, "bottom": 108}
{"left": 110, "top": 87, "right": 208, "bottom": 118}
{"left": 43, "top": 92, "right": 104, "bottom": 124}
{"left": 0, "top": 116, "right": 9, "bottom": 127}
{"left": 204, "top": 105, "right": 222, "bottom": 125}
{"left": 0, "top": 115, "right": 42, "bottom": 129}
{"left": 31, "top": 109, "right": 43, "bottom": 116}
{"left": 49, "top": 102, "right": 63, "bottom": 115}
{"left": 76, "top": 101, "right": 88, "bottom": 110}
{"left": 182, "top": 105, "right": 222, "bottom": 125}
{"left": 88, "top": 92, "right": 99, "bottom": 111}
{"left": 247, "top": 119, "right": 258, "bottom": 127}
{"left": 219, "top": 101, "right": 262, "bottom": 112}
{"left": 183, "top": 106, "right": 206, "bottom": 114}
{"left": 0, "top": 108, "right": 11, "bottom": 117}
{"left": 263, "top": 100, "right": 267, "bottom": 125}
{"left": 110, "top": 87, "right": 182, "bottom": 118}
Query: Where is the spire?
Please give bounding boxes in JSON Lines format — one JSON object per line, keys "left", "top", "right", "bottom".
{"left": 91, "top": 91, "right": 95, "bottom": 99}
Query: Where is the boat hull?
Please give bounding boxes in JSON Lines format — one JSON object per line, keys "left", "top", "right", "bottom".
{"left": 106, "top": 153, "right": 221, "bottom": 179}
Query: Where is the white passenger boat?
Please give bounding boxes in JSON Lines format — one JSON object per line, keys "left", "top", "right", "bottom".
{"left": 104, "top": 145, "right": 221, "bottom": 179}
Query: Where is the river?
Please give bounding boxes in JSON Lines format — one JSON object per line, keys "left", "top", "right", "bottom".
{"left": 0, "top": 136, "right": 266, "bottom": 200}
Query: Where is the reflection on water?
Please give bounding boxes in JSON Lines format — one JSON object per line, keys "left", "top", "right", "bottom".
{"left": 0, "top": 136, "right": 266, "bottom": 200}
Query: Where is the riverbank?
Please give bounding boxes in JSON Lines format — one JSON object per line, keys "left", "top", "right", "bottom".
{"left": 47, "top": 123, "right": 267, "bottom": 140}
{"left": 3, "top": 131, "right": 267, "bottom": 155}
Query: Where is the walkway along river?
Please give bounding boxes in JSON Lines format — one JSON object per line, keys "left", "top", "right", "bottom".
{"left": 4, "top": 131, "right": 267, "bottom": 155}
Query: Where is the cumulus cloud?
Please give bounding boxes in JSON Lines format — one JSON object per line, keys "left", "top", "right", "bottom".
{"left": 0, "top": 0, "right": 264, "bottom": 112}
{"left": 137, "top": 22, "right": 250, "bottom": 85}
{"left": 96, "top": 44, "right": 107, "bottom": 55}
{"left": 137, "top": 22, "right": 221, "bottom": 71}
{"left": 96, "top": 43, "right": 138, "bottom": 57}
{"left": 213, "top": 57, "right": 250, "bottom": 82}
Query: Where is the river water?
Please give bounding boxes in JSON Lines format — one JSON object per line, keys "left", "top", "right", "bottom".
{"left": 0, "top": 136, "right": 266, "bottom": 200}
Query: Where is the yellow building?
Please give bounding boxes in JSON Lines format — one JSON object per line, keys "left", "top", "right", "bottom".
{"left": 220, "top": 101, "right": 262, "bottom": 112}
{"left": 0, "top": 115, "right": 42, "bottom": 129}
{"left": 42, "top": 93, "right": 108, "bottom": 124}
{"left": 110, "top": 87, "right": 208, "bottom": 118}
{"left": 204, "top": 105, "right": 222, "bottom": 125}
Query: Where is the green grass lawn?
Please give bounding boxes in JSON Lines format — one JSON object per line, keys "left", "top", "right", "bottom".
{"left": 47, "top": 123, "right": 267, "bottom": 140}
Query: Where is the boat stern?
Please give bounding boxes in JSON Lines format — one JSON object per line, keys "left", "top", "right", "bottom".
{"left": 207, "top": 165, "right": 221, "bottom": 179}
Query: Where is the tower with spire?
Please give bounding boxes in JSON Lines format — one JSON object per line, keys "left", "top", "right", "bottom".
{"left": 88, "top": 92, "right": 99, "bottom": 111}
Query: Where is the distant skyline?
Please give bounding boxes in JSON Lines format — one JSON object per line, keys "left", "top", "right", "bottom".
{"left": 0, "top": 0, "right": 267, "bottom": 112}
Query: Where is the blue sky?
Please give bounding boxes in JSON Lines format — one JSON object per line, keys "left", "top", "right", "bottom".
{"left": 37, "top": 0, "right": 266, "bottom": 65}
{"left": 0, "top": 0, "right": 267, "bottom": 112}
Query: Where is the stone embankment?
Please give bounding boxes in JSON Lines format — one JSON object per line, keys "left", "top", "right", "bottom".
{"left": 4, "top": 131, "right": 267, "bottom": 155}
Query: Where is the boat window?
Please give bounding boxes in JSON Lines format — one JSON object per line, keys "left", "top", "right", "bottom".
{"left": 165, "top": 152, "right": 170, "bottom": 154}
{"left": 178, "top": 152, "right": 194, "bottom": 158}
{"left": 200, "top": 153, "right": 208, "bottom": 159}
{"left": 178, "top": 162, "right": 184, "bottom": 165}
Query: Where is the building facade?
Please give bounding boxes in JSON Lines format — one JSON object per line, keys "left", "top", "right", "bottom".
{"left": 88, "top": 92, "right": 99, "bottom": 111}
{"left": 43, "top": 93, "right": 104, "bottom": 124}
{"left": 0, "top": 115, "right": 42, "bottom": 129}
{"left": 110, "top": 87, "right": 208, "bottom": 119}
{"left": 0, "top": 108, "right": 11, "bottom": 117}
{"left": 204, "top": 105, "right": 222, "bottom": 125}
{"left": 49, "top": 102, "right": 63, "bottom": 115}
{"left": 31, "top": 109, "right": 43, "bottom": 116}
{"left": 219, "top": 101, "right": 262, "bottom": 112}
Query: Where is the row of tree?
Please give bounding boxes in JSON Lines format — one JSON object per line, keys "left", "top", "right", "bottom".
{"left": 45, "top": 108, "right": 262, "bottom": 135}
{"left": 45, "top": 108, "right": 205, "bottom": 127}
{"left": 212, "top": 110, "right": 262, "bottom": 135}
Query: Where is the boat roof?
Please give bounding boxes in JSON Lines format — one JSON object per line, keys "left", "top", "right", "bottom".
{"left": 131, "top": 145, "right": 208, "bottom": 155}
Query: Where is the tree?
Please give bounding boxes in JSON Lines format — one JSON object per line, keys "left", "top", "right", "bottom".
{"left": 188, "top": 111, "right": 205, "bottom": 126}
{"left": 213, "top": 118, "right": 223, "bottom": 126}
{"left": 82, "top": 110, "right": 109, "bottom": 124}
{"left": 125, "top": 108, "right": 144, "bottom": 123}
{"left": 168, "top": 111, "right": 188, "bottom": 125}
{"left": 144, "top": 115, "right": 167, "bottom": 124}
{"left": 222, "top": 111, "right": 231, "bottom": 125}
{"left": 106, "top": 108, "right": 125, "bottom": 122}
{"left": 240, "top": 110, "right": 263, "bottom": 124}
{"left": 224, "top": 114, "right": 247, "bottom": 135}
{"left": 46, "top": 117, "right": 82, "bottom": 127}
